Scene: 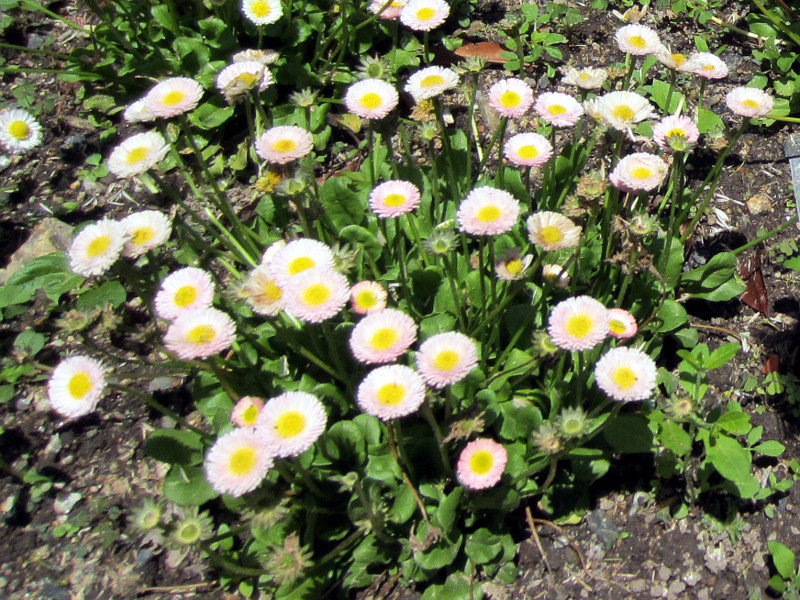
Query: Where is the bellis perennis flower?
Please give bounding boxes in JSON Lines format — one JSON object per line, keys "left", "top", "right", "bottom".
{"left": 547, "top": 295, "right": 609, "bottom": 351}
{"left": 725, "top": 87, "right": 774, "bottom": 118}
{"left": 0, "top": 108, "right": 42, "bottom": 154}
{"left": 47, "top": 355, "right": 107, "bottom": 419}
{"left": 487, "top": 78, "right": 534, "bottom": 118}
{"left": 457, "top": 438, "right": 507, "bottom": 490}
{"left": 594, "top": 346, "right": 657, "bottom": 401}
{"left": 344, "top": 79, "right": 399, "bottom": 120}
{"left": 399, "top": 0, "right": 450, "bottom": 31}
{"left": 457, "top": 187, "right": 520, "bottom": 236}
{"left": 357, "top": 365, "right": 427, "bottom": 421}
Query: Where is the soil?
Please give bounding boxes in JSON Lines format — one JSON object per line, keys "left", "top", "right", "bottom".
{"left": 2, "top": 1, "right": 800, "bottom": 599}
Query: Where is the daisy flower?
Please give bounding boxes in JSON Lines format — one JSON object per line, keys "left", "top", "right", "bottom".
{"left": 725, "top": 87, "right": 774, "bottom": 118}
{"left": 47, "top": 355, "right": 107, "bottom": 419}
{"left": 487, "top": 78, "right": 534, "bottom": 118}
{"left": 268, "top": 239, "right": 335, "bottom": 284}
{"left": 144, "top": 77, "right": 204, "bottom": 118}
{"left": 456, "top": 439, "right": 507, "bottom": 491}
{"left": 614, "top": 24, "right": 661, "bottom": 55}
{"left": 349, "top": 308, "right": 417, "bottom": 364}
{"left": 609, "top": 152, "right": 668, "bottom": 193}
{"left": 164, "top": 307, "right": 236, "bottom": 359}
{"left": 655, "top": 44, "right": 688, "bottom": 70}
{"left": 370, "top": 0, "right": 406, "bottom": 20}
{"left": 679, "top": 52, "right": 728, "bottom": 79}
{"left": 123, "top": 99, "right": 156, "bottom": 123}
{"left": 154, "top": 267, "right": 216, "bottom": 320}
{"left": 239, "top": 263, "right": 285, "bottom": 316}
{"left": 107, "top": 131, "right": 169, "bottom": 178}
{"left": 68, "top": 219, "right": 126, "bottom": 277}
{"left": 255, "top": 125, "right": 314, "bottom": 164}
{"left": 369, "top": 180, "right": 421, "bottom": 218}
{"left": 496, "top": 249, "right": 532, "bottom": 281}
{"left": 415, "top": 331, "right": 479, "bottom": 388}
{"left": 204, "top": 428, "right": 273, "bottom": 497}
{"left": 231, "top": 396, "right": 265, "bottom": 428}
{"left": 120, "top": 210, "right": 172, "bottom": 258}
{"left": 547, "top": 295, "right": 609, "bottom": 351}
{"left": 534, "top": 92, "right": 584, "bottom": 127}
{"left": 562, "top": 66, "right": 607, "bottom": 90}
{"left": 607, "top": 308, "right": 638, "bottom": 339}
{"left": 216, "top": 61, "right": 273, "bottom": 101}
{"left": 344, "top": 78, "right": 399, "bottom": 120}
{"left": 594, "top": 346, "right": 657, "bottom": 401}
{"left": 282, "top": 267, "right": 350, "bottom": 323}
{"left": 241, "top": 0, "right": 283, "bottom": 25}
{"left": 233, "top": 49, "right": 280, "bottom": 65}
{"left": 503, "top": 132, "right": 553, "bottom": 168}
{"left": 356, "top": 365, "right": 427, "bottom": 421}
{"left": 404, "top": 66, "right": 459, "bottom": 102}
{"left": 399, "top": 0, "right": 450, "bottom": 31}
{"left": 526, "top": 211, "right": 582, "bottom": 252}
{"left": 0, "top": 108, "right": 42, "bottom": 154}
{"left": 542, "top": 263, "right": 570, "bottom": 288}
{"left": 255, "top": 391, "right": 327, "bottom": 457}
{"left": 652, "top": 115, "right": 699, "bottom": 152}
{"left": 457, "top": 187, "right": 520, "bottom": 236}
{"left": 595, "top": 91, "right": 656, "bottom": 131}
{"left": 350, "top": 280, "right": 388, "bottom": 315}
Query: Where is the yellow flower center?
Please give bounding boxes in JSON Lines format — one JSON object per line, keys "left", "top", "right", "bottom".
{"left": 359, "top": 93, "right": 382, "bottom": 110}
{"left": 500, "top": 90, "right": 521, "bottom": 108}
{"left": 609, "top": 319, "right": 626, "bottom": 335}
{"left": 252, "top": 0, "right": 271, "bottom": 17}
{"left": 629, "top": 35, "right": 646, "bottom": 48}
{"left": 370, "top": 327, "right": 398, "bottom": 350}
{"left": 87, "top": 235, "right": 111, "bottom": 257}
{"left": 187, "top": 325, "right": 216, "bottom": 344}
{"left": 517, "top": 145, "right": 539, "bottom": 159}
{"left": 612, "top": 366, "right": 637, "bottom": 389}
{"left": 356, "top": 290, "right": 377, "bottom": 309}
{"left": 506, "top": 259, "right": 523, "bottom": 274}
{"left": 235, "top": 72, "right": 257, "bottom": 86}
{"left": 469, "top": 450, "right": 494, "bottom": 475}
{"left": 539, "top": 225, "right": 563, "bottom": 245}
{"left": 272, "top": 139, "right": 297, "bottom": 153}
{"left": 131, "top": 227, "right": 155, "bottom": 245}
{"left": 672, "top": 53, "right": 686, "bottom": 66}
{"left": 702, "top": 64, "right": 716, "bottom": 71}
{"left": 742, "top": 99, "right": 759, "bottom": 108}
{"left": 241, "top": 405, "right": 260, "bottom": 425}
{"left": 377, "top": 383, "right": 405, "bottom": 405}
{"left": 421, "top": 75, "right": 445, "bottom": 87}
{"left": 579, "top": 72, "right": 590, "bottom": 81}
{"left": 229, "top": 447, "right": 257, "bottom": 475}
{"left": 275, "top": 410, "right": 306, "bottom": 438}
{"left": 126, "top": 147, "right": 149, "bottom": 164}
{"left": 548, "top": 104, "right": 566, "bottom": 115}
{"left": 613, "top": 105, "right": 635, "bottom": 121}
{"left": 433, "top": 350, "right": 460, "bottom": 371}
{"left": 261, "top": 279, "right": 283, "bottom": 302}
{"left": 666, "top": 127, "right": 686, "bottom": 138}
{"left": 566, "top": 314, "right": 593, "bottom": 339}
{"left": 302, "top": 283, "right": 331, "bottom": 306}
{"left": 288, "top": 256, "right": 315, "bottom": 275}
{"left": 162, "top": 90, "right": 186, "bottom": 106}
{"left": 68, "top": 372, "right": 92, "bottom": 399}
{"left": 632, "top": 166, "right": 653, "bottom": 179}
{"left": 476, "top": 205, "right": 502, "bottom": 222}
{"left": 9, "top": 120, "right": 30, "bottom": 140}
{"left": 174, "top": 285, "right": 198, "bottom": 307}
{"left": 383, "top": 193, "right": 407, "bottom": 207}
{"left": 416, "top": 7, "right": 435, "bottom": 20}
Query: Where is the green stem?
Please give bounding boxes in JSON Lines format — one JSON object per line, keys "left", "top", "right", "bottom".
{"left": 732, "top": 216, "right": 799, "bottom": 255}
{"left": 750, "top": 0, "right": 800, "bottom": 47}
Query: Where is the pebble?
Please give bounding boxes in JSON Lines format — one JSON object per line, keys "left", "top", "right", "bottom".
{"left": 668, "top": 580, "right": 686, "bottom": 595}
{"left": 630, "top": 579, "right": 648, "bottom": 593}
{"left": 657, "top": 565, "right": 672, "bottom": 581}
{"left": 136, "top": 548, "right": 155, "bottom": 567}
{"left": 0, "top": 576, "right": 7, "bottom": 588}
{"left": 650, "top": 582, "right": 667, "bottom": 597}
{"left": 682, "top": 570, "right": 702, "bottom": 587}
{"left": 747, "top": 192, "right": 772, "bottom": 215}
{"left": 41, "top": 579, "right": 70, "bottom": 600}
{"left": 53, "top": 492, "right": 82, "bottom": 515}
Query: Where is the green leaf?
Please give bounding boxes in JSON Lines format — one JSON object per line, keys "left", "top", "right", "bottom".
{"left": 322, "top": 420, "right": 366, "bottom": 466}
{"left": 414, "top": 529, "right": 462, "bottom": 570}
{"left": 657, "top": 300, "right": 688, "bottom": 332}
{"left": 389, "top": 485, "right": 417, "bottom": 525}
{"left": 753, "top": 440, "right": 786, "bottom": 457}
{"left": 144, "top": 429, "right": 204, "bottom": 465}
{"left": 715, "top": 411, "right": 751, "bottom": 436}
{"left": 705, "top": 433, "right": 752, "bottom": 483}
{"left": 420, "top": 572, "right": 475, "bottom": 600}
{"left": 151, "top": 4, "right": 178, "bottom": 34}
{"left": 604, "top": 414, "right": 653, "bottom": 453}
{"left": 189, "top": 101, "right": 234, "bottom": 129}
{"left": 659, "top": 421, "right": 692, "bottom": 456}
{"left": 769, "top": 573, "right": 787, "bottom": 594}
{"left": 320, "top": 176, "right": 365, "bottom": 230}
{"left": 465, "top": 528, "right": 503, "bottom": 564}
{"left": 339, "top": 225, "right": 382, "bottom": 261}
{"left": 705, "top": 343, "right": 740, "bottom": 370}
{"left": 436, "top": 487, "right": 463, "bottom": 534}
{"left": 769, "top": 541, "right": 797, "bottom": 580}
{"left": 14, "top": 330, "right": 46, "bottom": 357}
{"left": 76, "top": 280, "right": 127, "bottom": 311}
{"left": 784, "top": 256, "right": 800, "bottom": 273}
{"left": 163, "top": 465, "right": 218, "bottom": 505}
{"left": 697, "top": 107, "right": 724, "bottom": 134}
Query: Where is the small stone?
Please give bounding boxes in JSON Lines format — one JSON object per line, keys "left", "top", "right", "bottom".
{"left": 0, "top": 218, "right": 73, "bottom": 285}
{"left": 630, "top": 579, "right": 648, "bottom": 593}
{"left": 697, "top": 589, "right": 710, "bottom": 600}
{"left": 668, "top": 581, "right": 686, "bottom": 595}
{"left": 0, "top": 576, "right": 7, "bottom": 588}
{"left": 650, "top": 583, "right": 667, "bottom": 597}
{"left": 682, "top": 570, "right": 701, "bottom": 587}
{"left": 41, "top": 579, "right": 70, "bottom": 600}
{"left": 657, "top": 565, "right": 672, "bottom": 581}
{"left": 53, "top": 492, "right": 82, "bottom": 515}
{"left": 747, "top": 192, "right": 772, "bottom": 215}
{"left": 136, "top": 548, "right": 155, "bottom": 567}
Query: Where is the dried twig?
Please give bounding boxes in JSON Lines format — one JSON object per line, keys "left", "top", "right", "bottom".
{"left": 524, "top": 506, "right": 551, "bottom": 573}
{"left": 138, "top": 582, "right": 214, "bottom": 596}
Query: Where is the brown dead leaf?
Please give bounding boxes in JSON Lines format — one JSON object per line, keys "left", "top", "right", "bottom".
{"left": 762, "top": 353, "right": 780, "bottom": 374}
{"left": 454, "top": 42, "right": 510, "bottom": 64}
{"left": 739, "top": 247, "right": 770, "bottom": 317}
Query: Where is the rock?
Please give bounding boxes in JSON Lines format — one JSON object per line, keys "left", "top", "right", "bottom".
{"left": 53, "top": 491, "right": 82, "bottom": 515}
{"left": 0, "top": 218, "right": 73, "bottom": 285}
{"left": 136, "top": 548, "right": 155, "bottom": 567}
{"left": 41, "top": 579, "right": 70, "bottom": 600}
{"left": 630, "top": 579, "right": 648, "bottom": 593}
{"left": 682, "top": 570, "right": 701, "bottom": 587}
{"left": 657, "top": 566, "right": 672, "bottom": 581}
{"left": 668, "top": 580, "right": 686, "bottom": 596}
{"left": 586, "top": 509, "right": 622, "bottom": 549}
{"left": 746, "top": 191, "right": 772, "bottom": 215}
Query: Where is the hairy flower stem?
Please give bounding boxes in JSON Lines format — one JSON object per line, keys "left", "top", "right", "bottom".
{"left": 388, "top": 423, "right": 430, "bottom": 523}
{"left": 352, "top": 474, "right": 391, "bottom": 542}
{"left": 420, "top": 403, "right": 453, "bottom": 477}
{"left": 441, "top": 255, "right": 468, "bottom": 332}
{"left": 433, "top": 98, "right": 461, "bottom": 198}
{"left": 477, "top": 117, "right": 509, "bottom": 179}
{"left": 404, "top": 214, "right": 431, "bottom": 267}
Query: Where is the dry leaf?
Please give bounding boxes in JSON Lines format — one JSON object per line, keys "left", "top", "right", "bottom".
{"left": 762, "top": 353, "right": 780, "bottom": 374}
{"left": 454, "top": 42, "right": 510, "bottom": 64}
{"left": 739, "top": 247, "right": 770, "bottom": 317}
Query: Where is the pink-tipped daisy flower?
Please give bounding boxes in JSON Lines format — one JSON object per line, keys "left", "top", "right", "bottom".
{"left": 144, "top": 77, "right": 204, "bottom": 118}
{"left": 349, "top": 308, "right": 417, "bottom": 364}
{"left": 415, "top": 331, "right": 479, "bottom": 388}
{"left": 47, "top": 355, "right": 107, "bottom": 419}
{"left": 120, "top": 210, "right": 172, "bottom": 258}
{"left": 267, "top": 238, "right": 335, "bottom": 284}
{"left": 239, "top": 263, "right": 285, "bottom": 317}
{"left": 595, "top": 90, "right": 656, "bottom": 131}
{"left": 399, "top": 0, "right": 450, "bottom": 31}
{"left": 123, "top": 99, "right": 156, "bottom": 123}
{"left": 255, "top": 125, "right": 314, "bottom": 164}
{"left": 344, "top": 78, "right": 399, "bottom": 120}
{"left": 725, "top": 87, "right": 774, "bottom": 118}
{"left": 255, "top": 391, "right": 327, "bottom": 457}
{"left": 68, "top": 219, "right": 126, "bottom": 278}
{"left": 609, "top": 152, "right": 668, "bottom": 193}
{"left": 679, "top": 52, "right": 728, "bottom": 79}
{"left": 216, "top": 60, "right": 274, "bottom": 98}
{"left": 607, "top": 308, "right": 638, "bottom": 339}
{"left": 534, "top": 92, "right": 584, "bottom": 127}
{"left": 614, "top": 24, "right": 661, "bottom": 55}
{"left": 356, "top": 364, "right": 427, "bottom": 421}
{"left": 154, "top": 267, "right": 216, "bottom": 320}
{"left": 652, "top": 114, "right": 700, "bottom": 152}
{"left": 542, "top": 264, "right": 570, "bottom": 288}
{"left": 369, "top": 180, "right": 422, "bottom": 218}
{"left": 503, "top": 132, "right": 553, "bottom": 168}
{"left": 107, "top": 131, "right": 169, "bottom": 178}
{"left": 350, "top": 280, "right": 388, "bottom": 315}
{"left": 526, "top": 211, "right": 582, "bottom": 252}
{"left": 594, "top": 346, "right": 657, "bottom": 401}
{"left": 241, "top": 0, "right": 282, "bottom": 25}
{"left": 547, "top": 295, "right": 609, "bottom": 351}
{"left": 562, "top": 66, "right": 607, "bottom": 90}
{"left": 204, "top": 428, "right": 273, "bottom": 497}
{"left": 282, "top": 267, "right": 350, "bottom": 324}
{"left": 457, "top": 187, "right": 520, "bottom": 236}
{"left": 404, "top": 66, "right": 459, "bottom": 102}
{"left": 457, "top": 438, "right": 508, "bottom": 491}
{"left": 487, "top": 78, "right": 534, "bottom": 118}
{"left": 163, "top": 307, "right": 236, "bottom": 359}
{"left": 370, "top": 0, "right": 406, "bottom": 20}
{"left": 231, "top": 396, "right": 265, "bottom": 428}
